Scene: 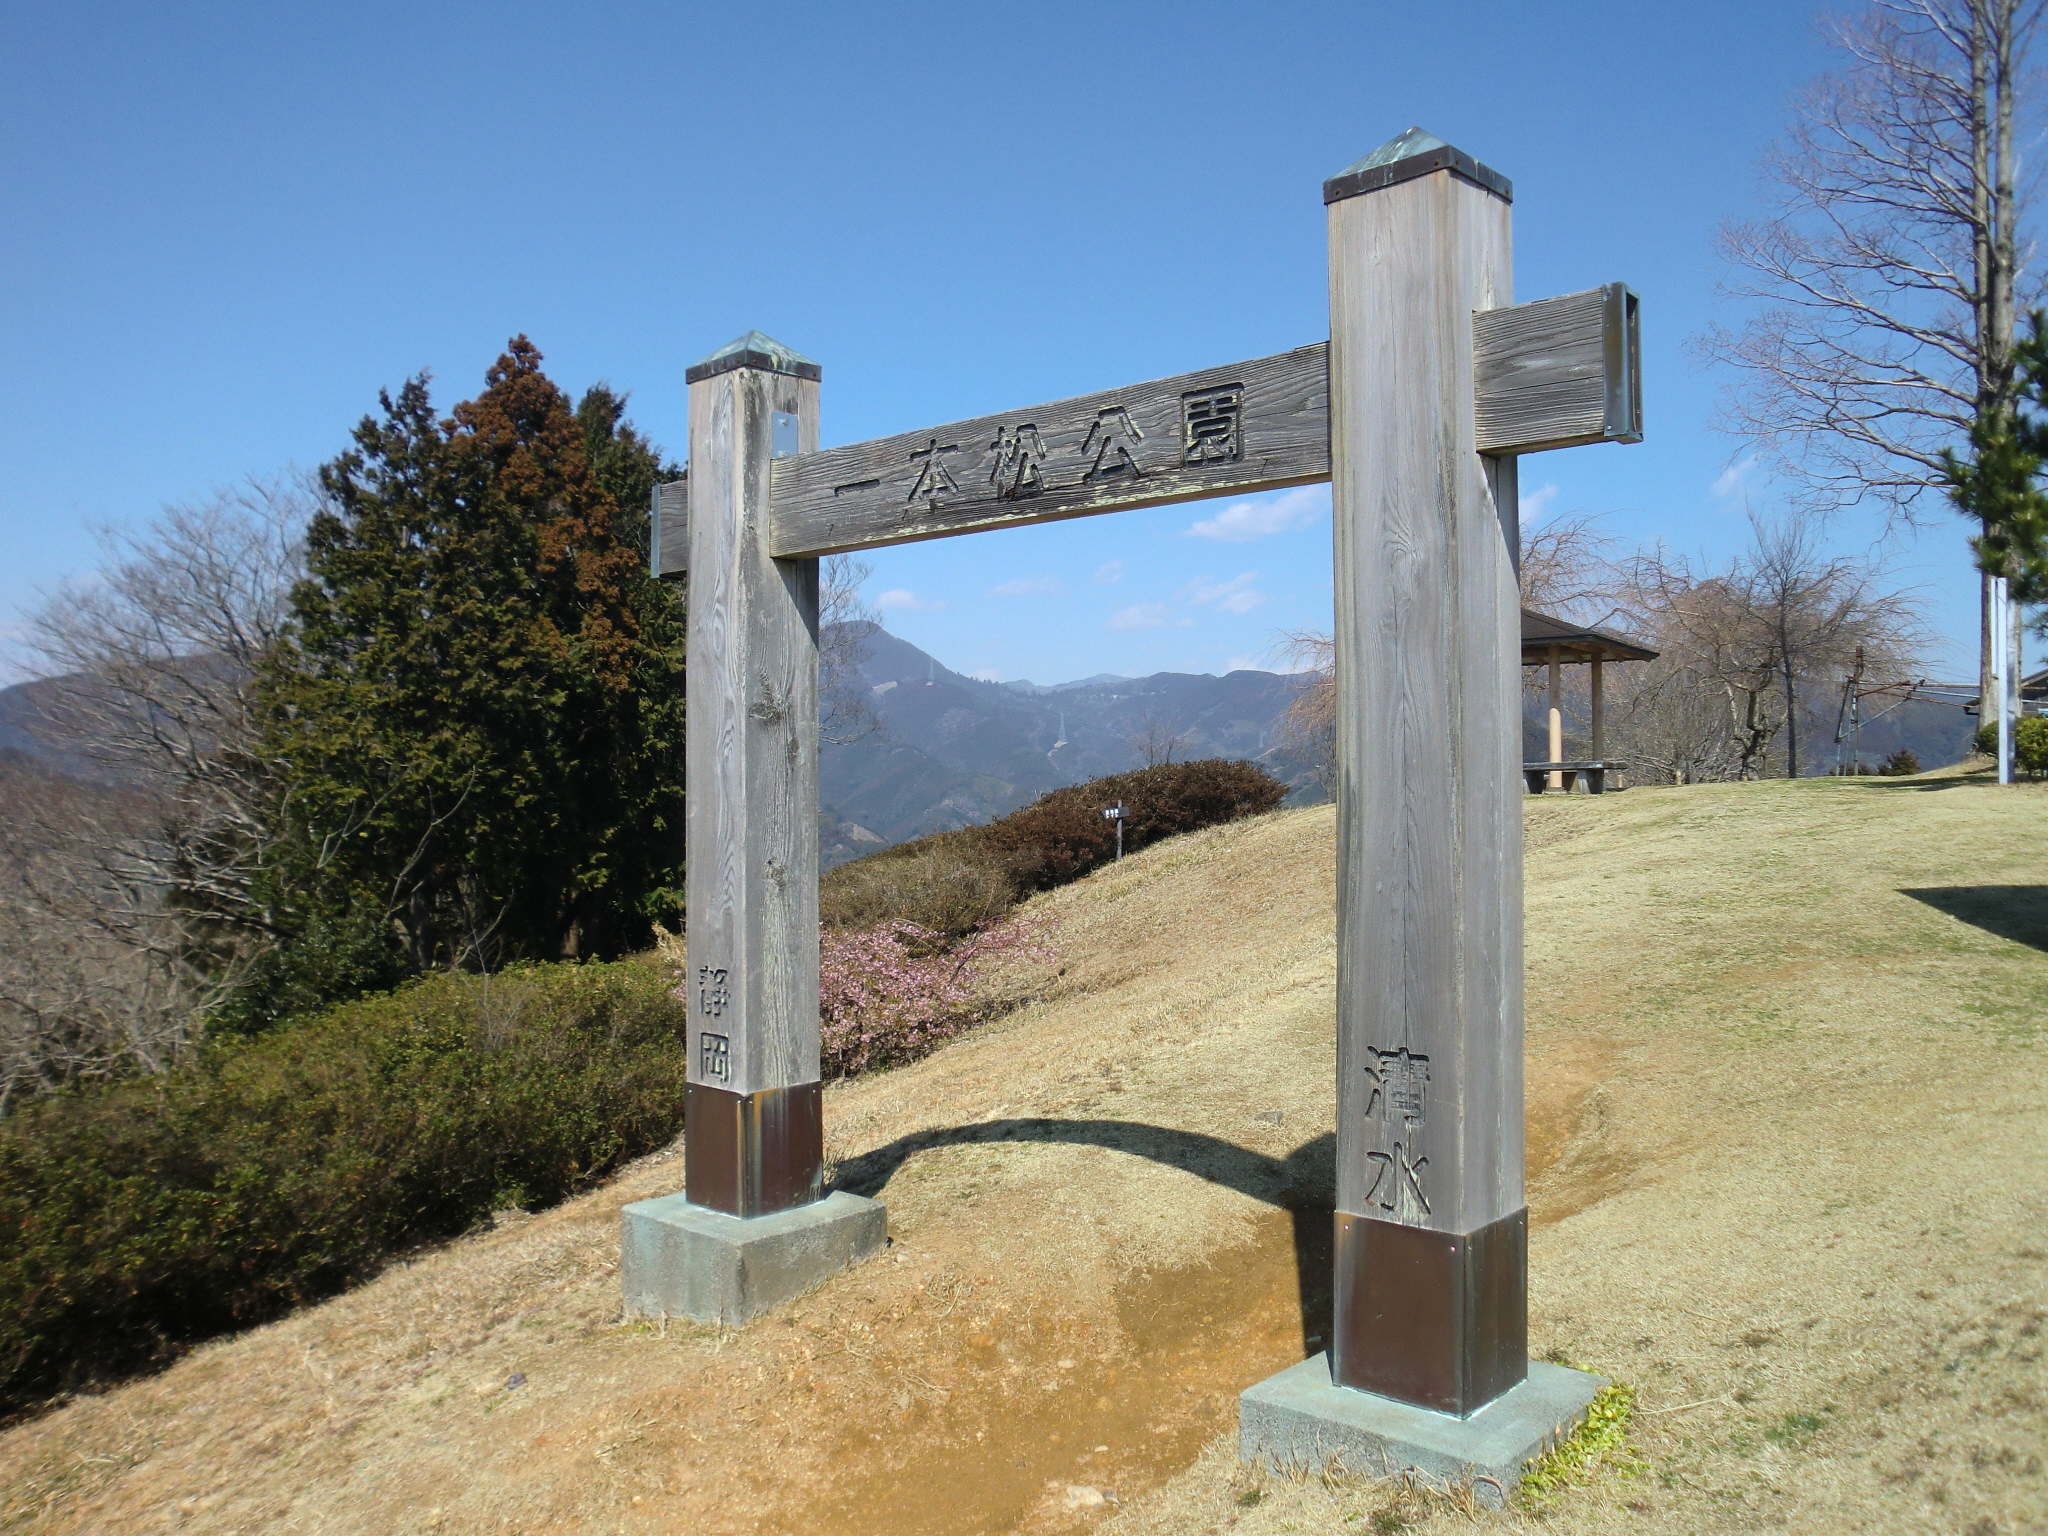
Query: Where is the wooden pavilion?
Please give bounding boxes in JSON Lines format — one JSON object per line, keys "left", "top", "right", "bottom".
{"left": 1520, "top": 608, "right": 1658, "bottom": 793}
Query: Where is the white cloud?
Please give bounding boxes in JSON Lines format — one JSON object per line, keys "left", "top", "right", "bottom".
{"left": 1185, "top": 485, "right": 1326, "bottom": 541}
{"left": 1519, "top": 483, "right": 1560, "bottom": 520}
{"left": 1107, "top": 602, "right": 1170, "bottom": 631}
{"left": 1712, "top": 456, "right": 1756, "bottom": 499}
{"left": 1181, "top": 571, "right": 1265, "bottom": 613}
{"left": 989, "top": 575, "right": 1060, "bottom": 597}
{"left": 875, "top": 588, "right": 948, "bottom": 612}
{"left": 1092, "top": 560, "right": 1123, "bottom": 584}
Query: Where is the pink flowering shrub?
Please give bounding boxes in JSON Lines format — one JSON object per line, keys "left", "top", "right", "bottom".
{"left": 818, "top": 918, "right": 1056, "bottom": 1078}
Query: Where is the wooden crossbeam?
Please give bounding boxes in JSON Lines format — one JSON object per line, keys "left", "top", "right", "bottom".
{"left": 650, "top": 476, "right": 689, "bottom": 578}
{"left": 767, "top": 344, "right": 1331, "bottom": 560}
{"left": 647, "top": 287, "right": 1638, "bottom": 577}
{"left": 1474, "top": 283, "right": 1640, "bottom": 455}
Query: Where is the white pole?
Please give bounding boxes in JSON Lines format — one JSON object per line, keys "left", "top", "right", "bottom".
{"left": 1546, "top": 646, "right": 1564, "bottom": 790}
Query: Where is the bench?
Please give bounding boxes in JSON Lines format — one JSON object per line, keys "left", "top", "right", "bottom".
{"left": 1523, "top": 760, "right": 1626, "bottom": 795}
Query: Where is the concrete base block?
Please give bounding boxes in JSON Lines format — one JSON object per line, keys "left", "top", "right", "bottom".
{"left": 621, "top": 1190, "right": 887, "bottom": 1328}
{"left": 1239, "top": 1354, "right": 1605, "bottom": 1507}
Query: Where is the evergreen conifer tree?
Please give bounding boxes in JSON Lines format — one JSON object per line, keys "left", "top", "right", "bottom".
{"left": 229, "top": 340, "right": 685, "bottom": 1029}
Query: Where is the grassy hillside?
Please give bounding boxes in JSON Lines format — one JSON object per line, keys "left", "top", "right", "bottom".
{"left": 1, "top": 770, "right": 2042, "bottom": 1535}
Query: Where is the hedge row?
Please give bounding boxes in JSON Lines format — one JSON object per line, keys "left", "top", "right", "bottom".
{"left": 0, "top": 960, "right": 688, "bottom": 1415}
{"left": 1, "top": 760, "right": 1284, "bottom": 1415}
{"left": 820, "top": 758, "right": 1288, "bottom": 934}
{"left": 1974, "top": 716, "right": 2048, "bottom": 774}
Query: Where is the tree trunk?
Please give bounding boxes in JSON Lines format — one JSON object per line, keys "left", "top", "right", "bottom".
{"left": 1975, "top": 0, "right": 2021, "bottom": 716}
{"left": 1784, "top": 654, "right": 1800, "bottom": 779}
{"left": 1983, "top": 565, "right": 1999, "bottom": 721}
{"left": 2012, "top": 586, "right": 2026, "bottom": 729}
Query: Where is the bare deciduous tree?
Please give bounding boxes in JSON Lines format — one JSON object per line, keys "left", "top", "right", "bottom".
{"left": 1123, "top": 710, "right": 1192, "bottom": 769}
{"left": 1274, "top": 628, "right": 1336, "bottom": 795}
{"left": 1609, "top": 510, "right": 1927, "bottom": 781}
{"left": 1517, "top": 509, "right": 1619, "bottom": 624}
{"left": 1, "top": 480, "right": 311, "bottom": 1106}
{"left": 820, "top": 553, "right": 884, "bottom": 747}
{"left": 1277, "top": 509, "right": 1618, "bottom": 795}
{"left": 1704, "top": 0, "right": 2039, "bottom": 706}
{"left": 0, "top": 761, "right": 185, "bottom": 1112}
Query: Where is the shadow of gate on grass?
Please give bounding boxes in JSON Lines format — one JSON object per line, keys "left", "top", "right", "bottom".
{"left": 1901, "top": 886, "right": 2048, "bottom": 952}
{"left": 831, "top": 1118, "right": 1335, "bottom": 1357}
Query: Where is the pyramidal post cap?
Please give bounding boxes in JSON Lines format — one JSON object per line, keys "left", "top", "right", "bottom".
{"left": 685, "top": 330, "right": 822, "bottom": 385}
{"left": 1323, "top": 127, "right": 1512, "bottom": 206}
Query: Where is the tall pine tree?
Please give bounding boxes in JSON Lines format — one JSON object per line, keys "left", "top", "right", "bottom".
{"left": 230, "top": 339, "right": 685, "bottom": 1029}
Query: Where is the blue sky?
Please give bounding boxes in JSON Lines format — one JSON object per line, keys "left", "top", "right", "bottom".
{"left": 0, "top": 1, "right": 1991, "bottom": 685}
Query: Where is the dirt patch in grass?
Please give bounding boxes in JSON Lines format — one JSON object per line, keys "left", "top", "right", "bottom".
{"left": 3, "top": 778, "right": 2045, "bottom": 1535}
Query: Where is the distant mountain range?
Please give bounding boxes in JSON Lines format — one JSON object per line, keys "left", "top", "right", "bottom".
{"left": 819, "top": 627, "right": 1319, "bottom": 865}
{"left": 0, "top": 675, "right": 106, "bottom": 782}
{"left": 0, "top": 631, "right": 1985, "bottom": 871}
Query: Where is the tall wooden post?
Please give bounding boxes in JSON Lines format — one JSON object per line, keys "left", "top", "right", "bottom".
{"left": 1326, "top": 130, "right": 1527, "bottom": 1416}
{"left": 684, "top": 332, "right": 825, "bottom": 1217}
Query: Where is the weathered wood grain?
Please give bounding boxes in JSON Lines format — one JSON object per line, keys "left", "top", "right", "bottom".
{"left": 768, "top": 345, "right": 1330, "bottom": 558}
{"left": 685, "top": 363, "right": 822, "bottom": 1099}
{"left": 650, "top": 475, "right": 689, "bottom": 578}
{"left": 1473, "top": 282, "right": 1641, "bottom": 455}
{"left": 1328, "top": 159, "right": 1524, "bottom": 1240}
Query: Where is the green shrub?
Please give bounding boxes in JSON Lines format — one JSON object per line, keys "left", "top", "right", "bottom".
{"left": 1879, "top": 748, "right": 1921, "bottom": 776}
{"left": 980, "top": 759, "right": 1289, "bottom": 892}
{"left": 1976, "top": 717, "right": 2048, "bottom": 770}
{"left": 0, "top": 960, "right": 686, "bottom": 1414}
{"left": 819, "top": 836, "right": 1018, "bottom": 937}
{"left": 2017, "top": 715, "right": 2048, "bottom": 776}
{"left": 819, "top": 759, "right": 1289, "bottom": 936}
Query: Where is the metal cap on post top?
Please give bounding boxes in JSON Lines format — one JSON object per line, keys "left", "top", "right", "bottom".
{"left": 1321, "top": 127, "right": 1513, "bottom": 206}
{"left": 685, "top": 330, "right": 823, "bottom": 384}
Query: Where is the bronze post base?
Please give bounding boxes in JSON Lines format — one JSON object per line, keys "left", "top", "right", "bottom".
{"left": 1331, "top": 1208, "right": 1528, "bottom": 1416}
{"left": 684, "top": 1081, "right": 823, "bottom": 1218}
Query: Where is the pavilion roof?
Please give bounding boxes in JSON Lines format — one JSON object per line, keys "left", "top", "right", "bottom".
{"left": 1520, "top": 608, "right": 1659, "bottom": 665}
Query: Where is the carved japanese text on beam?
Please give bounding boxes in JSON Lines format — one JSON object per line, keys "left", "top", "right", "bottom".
{"left": 1080, "top": 406, "right": 1145, "bottom": 481}
{"left": 1182, "top": 384, "right": 1244, "bottom": 464}
{"left": 769, "top": 343, "right": 1332, "bottom": 558}
{"left": 659, "top": 295, "right": 1642, "bottom": 572}
{"left": 905, "top": 438, "right": 961, "bottom": 506}
{"left": 987, "top": 423, "right": 1047, "bottom": 499}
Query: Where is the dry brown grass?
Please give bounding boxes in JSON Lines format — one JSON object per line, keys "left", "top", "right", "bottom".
{"left": 1, "top": 769, "right": 2044, "bottom": 1535}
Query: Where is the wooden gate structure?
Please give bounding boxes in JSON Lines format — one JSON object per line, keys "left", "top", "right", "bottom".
{"left": 640, "top": 128, "right": 1641, "bottom": 1434}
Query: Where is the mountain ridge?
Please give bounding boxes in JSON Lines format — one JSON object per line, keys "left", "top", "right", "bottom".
{"left": 819, "top": 626, "right": 1318, "bottom": 864}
